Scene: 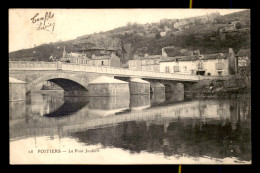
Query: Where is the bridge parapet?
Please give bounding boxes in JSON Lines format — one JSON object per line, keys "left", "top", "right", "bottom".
{"left": 9, "top": 61, "right": 229, "bottom": 82}
{"left": 61, "top": 62, "right": 200, "bottom": 81}
{"left": 9, "top": 61, "right": 58, "bottom": 70}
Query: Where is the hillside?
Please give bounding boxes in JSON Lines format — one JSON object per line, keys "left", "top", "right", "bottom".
{"left": 9, "top": 10, "right": 250, "bottom": 64}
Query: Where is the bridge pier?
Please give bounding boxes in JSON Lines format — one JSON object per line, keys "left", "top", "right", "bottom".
{"left": 150, "top": 82, "right": 165, "bottom": 93}
{"left": 129, "top": 78, "right": 150, "bottom": 95}
{"left": 173, "top": 83, "right": 184, "bottom": 101}
{"left": 88, "top": 76, "right": 130, "bottom": 97}
{"left": 9, "top": 77, "right": 26, "bottom": 101}
{"left": 130, "top": 95, "right": 151, "bottom": 110}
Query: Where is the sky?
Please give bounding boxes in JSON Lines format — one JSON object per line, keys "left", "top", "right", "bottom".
{"left": 9, "top": 9, "right": 247, "bottom": 52}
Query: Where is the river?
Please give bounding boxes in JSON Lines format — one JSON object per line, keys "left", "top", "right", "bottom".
{"left": 9, "top": 91, "right": 251, "bottom": 164}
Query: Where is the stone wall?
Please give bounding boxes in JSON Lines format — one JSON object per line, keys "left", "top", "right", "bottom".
{"left": 88, "top": 97, "right": 130, "bottom": 110}
{"left": 129, "top": 82, "right": 150, "bottom": 95}
{"left": 9, "top": 83, "right": 26, "bottom": 101}
{"left": 88, "top": 83, "right": 130, "bottom": 97}
{"left": 151, "top": 82, "right": 165, "bottom": 93}
{"left": 130, "top": 95, "right": 150, "bottom": 108}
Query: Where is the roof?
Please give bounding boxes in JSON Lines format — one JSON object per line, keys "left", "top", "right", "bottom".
{"left": 203, "top": 53, "right": 228, "bottom": 60}
{"left": 91, "top": 56, "right": 111, "bottom": 60}
{"left": 89, "top": 76, "right": 128, "bottom": 84}
{"left": 147, "top": 55, "right": 162, "bottom": 59}
{"left": 236, "top": 49, "right": 250, "bottom": 57}
{"left": 160, "top": 55, "right": 199, "bottom": 62}
{"left": 66, "top": 54, "right": 89, "bottom": 59}
{"left": 9, "top": 77, "right": 26, "bottom": 84}
{"left": 130, "top": 78, "right": 150, "bottom": 84}
{"left": 160, "top": 53, "right": 228, "bottom": 62}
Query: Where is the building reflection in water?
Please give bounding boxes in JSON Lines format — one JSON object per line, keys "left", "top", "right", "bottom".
{"left": 150, "top": 92, "right": 166, "bottom": 106}
{"left": 9, "top": 92, "right": 251, "bottom": 162}
{"left": 88, "top": 96, "right": 130, "bottom": 116}
{"left": 130, "top": 95, "right": 151, "bottom": 110}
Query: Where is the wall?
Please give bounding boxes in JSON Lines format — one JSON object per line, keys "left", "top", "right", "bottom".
{"left": 141, "top": 64, "right": 160, "bottom": 72}
{"left": 110, "top": 54, "right": 121, "bottom": 67}
{"left": 88, "top": 59, "right": 109, "bottom": 66}
{"left": 160, "top": 59, "right": 229, "bottom": 76}
{"left": 9, "top": 83, "right": 26, "bottom": 101}
{"left": 88, "top": 83, "right": 130, "bottom": 97}
{"left": 160, "top": 61, "right": 197, "bottom": 75}
{"left": 203, "top": 59, "right": 228, "bottom": 76}
{"left": 129, "top": 82, "right": 150, "bottom": 95}
{"left": 129, "top": 60, "right": 142, "bottom": 70}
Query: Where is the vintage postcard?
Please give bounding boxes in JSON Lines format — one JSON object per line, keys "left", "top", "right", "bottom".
{"left": 9, "top": 8, "right": 251, "bottom": 164}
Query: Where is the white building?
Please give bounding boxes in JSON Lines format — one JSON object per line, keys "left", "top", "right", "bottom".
{"left": 159, "top": 53, "right": 230, "bottom": 76}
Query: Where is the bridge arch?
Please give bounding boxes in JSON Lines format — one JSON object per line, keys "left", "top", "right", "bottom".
{"left": 26, "top": 73, "right": 89, "bottom": 93}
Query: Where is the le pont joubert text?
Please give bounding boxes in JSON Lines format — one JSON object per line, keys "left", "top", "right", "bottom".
{"left": 68, "top": 149, "right": 100, "bottom": 153}
{"left": 34, "top": 149, "right": 100, "bottom": 154}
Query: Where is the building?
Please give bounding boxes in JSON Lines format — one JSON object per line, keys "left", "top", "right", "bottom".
{"left": 61, "top": 46, "right": 121, "bottom": 67}
{"left": 159, "top": 52, "right": 232, "bottom": 76}
{"left": 88, "top": 53, "right": 121, "bottom": 67}
{"left": 129, "top": 55, "right": 161, "bottom": 72}
{"left": 235, "top": 48, "right": 250, "bottom": 73}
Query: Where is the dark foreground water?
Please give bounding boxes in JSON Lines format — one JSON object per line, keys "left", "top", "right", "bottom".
{"left": 9, "top": 91, "right": 251, "bottom": 164}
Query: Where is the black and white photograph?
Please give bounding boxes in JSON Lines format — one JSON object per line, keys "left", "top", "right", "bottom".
{"left": 9, "top": 8, "right": 251, "bottom": 164}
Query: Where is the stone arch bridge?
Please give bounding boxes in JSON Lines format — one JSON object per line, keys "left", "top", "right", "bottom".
{"left": 9, "top": 61, "right": 224, "bottom": 97}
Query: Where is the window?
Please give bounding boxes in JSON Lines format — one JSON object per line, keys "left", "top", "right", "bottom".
{"left": 218, "top": 71, "right": 223, "bottom": 76}
{"left": 101, "top": 61, "right": 104, "bottom": 65}
{"left": 216, "top": 62, "right": 223, "bottom": 70}
{"left": 165, "top": 66, "right": 170, "bottom": 73}
{"left": 173, "top": 66, "right": 180, "bottom": 72}
{"left": 238, "top": 57, "right": 248, "bottom": 67}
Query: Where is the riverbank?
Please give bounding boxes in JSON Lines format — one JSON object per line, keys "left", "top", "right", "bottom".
{"left": 185, "top": 76, "right": 250, "bottom": 99}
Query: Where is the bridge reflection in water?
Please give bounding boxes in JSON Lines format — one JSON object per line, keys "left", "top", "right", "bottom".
{"left": 9, "top": 92, "right": 251, "bottom": 162}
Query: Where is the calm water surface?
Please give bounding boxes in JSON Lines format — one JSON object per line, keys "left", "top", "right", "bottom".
{"left": 9, "top": 91, "right": 251, "bottom": 164}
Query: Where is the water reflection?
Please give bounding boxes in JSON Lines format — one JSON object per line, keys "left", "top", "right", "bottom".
{"left": 130, "top": 95, "right": 151, "bottom": 110}
{"left": 9, "top": 91, "right": 251, "bottom": 163}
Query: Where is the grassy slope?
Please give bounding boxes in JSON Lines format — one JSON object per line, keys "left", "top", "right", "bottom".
{"left": 9, "top": 10, "right": 250, "bottom": 61}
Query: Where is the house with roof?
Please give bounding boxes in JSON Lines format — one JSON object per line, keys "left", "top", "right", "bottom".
{"left": 61, "top": 46, "right": 121, "bottom": 67}
{"left": 129, "top": 55, "right": 162, "bottom": 72}
{"left": 88, "top": 52, "right": 121, "bottom": 67}
{"left": 159, "top": 51, "right": 234, "bottom": 76}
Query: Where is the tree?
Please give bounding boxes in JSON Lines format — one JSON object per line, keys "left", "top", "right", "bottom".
{"left": 155, "top": 33, "right": 161, "bottom": 39}
{"left": 235, "top": 22, "right": 243, "bottom": 29}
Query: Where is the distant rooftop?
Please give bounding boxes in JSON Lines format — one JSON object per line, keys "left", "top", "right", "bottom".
{"left": 91, "top": 55, "right": 111, "bottom": 60}
{"left": 89, "top": 76, "right": 128, "bottom": 84}
{"left": 160, "top": 53, "right": 228, "bottom": 62}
